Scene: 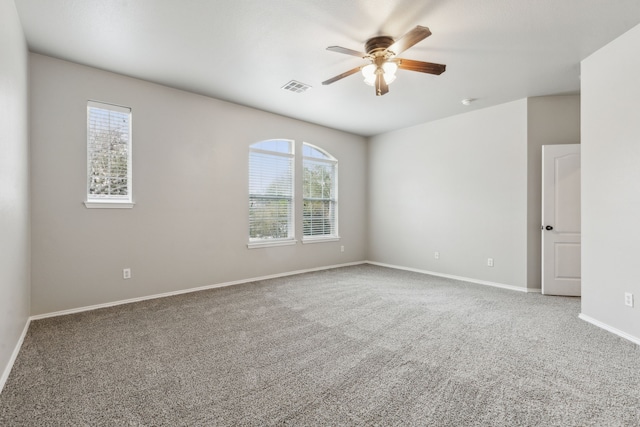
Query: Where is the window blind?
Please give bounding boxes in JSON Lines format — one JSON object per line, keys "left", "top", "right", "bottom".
{"left": 249, "top": 141, "right": 294, "bottom": 241}
{"left": 87, "top": 101, "right": 132, "bottom": 202}
{"left": 303, "top": 143, "right": 337, "bottom": 238}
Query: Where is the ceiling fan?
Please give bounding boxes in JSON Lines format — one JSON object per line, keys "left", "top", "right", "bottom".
{"left": 322, "top": 26, "right": 446, "bottom": 96}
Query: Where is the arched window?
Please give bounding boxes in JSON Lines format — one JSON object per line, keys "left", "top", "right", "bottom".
{"left": 248, "top": 139, "right": 295, "bottom": 246}
{"left": 302, "top": 143, "right": 338, "bottom": 240}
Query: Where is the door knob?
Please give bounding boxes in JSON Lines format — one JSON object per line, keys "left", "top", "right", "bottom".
{"left": 545, "top": 225, "right": 553, "bottom": 230}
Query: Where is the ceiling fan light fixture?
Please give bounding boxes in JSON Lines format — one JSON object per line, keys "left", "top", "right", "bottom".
{"left": 362, "top": 62, "right": 398, "bottom": 86}
{"left": 383, "top": 62, "right": 398, "bottom": 83}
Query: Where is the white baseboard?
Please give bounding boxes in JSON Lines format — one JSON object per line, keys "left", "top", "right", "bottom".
{"left": 30, "top": 261, "right": 367, "bottom": 321}
{"left": 578, "top": 313, "right": 640, "bottom": 346}
{"left": 0, "top": 318, "right": 31, "bottom": 395}
{"left": 366, "top": 261, "right": 536, "bottom": 293}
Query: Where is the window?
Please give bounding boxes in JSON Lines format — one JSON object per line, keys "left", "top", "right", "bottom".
{"left": 248, "top": 139, "right": 295, "bottom": 246}
{"left": 303, "top": 143, "right": 338, "bottom": 241}
{"left": 85, "top": 101, "right": 133, "bottom": 208}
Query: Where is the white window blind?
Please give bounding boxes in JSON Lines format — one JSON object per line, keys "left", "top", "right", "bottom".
{"left": 86, "top": 101, "right": 132, "bottom": 205}
{"left": 303, "top": 143, "right": 337, "bottom": 239}
{"left": 249, "top": 140, "right": 294, "bottom": 242}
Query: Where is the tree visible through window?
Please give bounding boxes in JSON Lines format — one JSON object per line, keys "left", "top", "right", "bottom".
{"left": 249, "top": 140, "right": 294, "bottom": 242}
{"left": 248, "top": 140, "right": 338, "bottom": 246}
{"left": 86, "top": 101, "right": 132, "bottom": 203}
{"left": 303, "top": 143, "right": 338, "bottom": 239}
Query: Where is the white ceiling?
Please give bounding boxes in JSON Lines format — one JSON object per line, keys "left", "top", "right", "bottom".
{"left": 15, "top": 0, "right": 640, "bottom": 136}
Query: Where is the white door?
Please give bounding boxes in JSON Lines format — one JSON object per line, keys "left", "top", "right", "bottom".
{"left": 542, "top": 144, "right": 581, "bottom": 296}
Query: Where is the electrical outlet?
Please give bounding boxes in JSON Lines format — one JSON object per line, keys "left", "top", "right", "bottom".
{"left": 624, "top": 293, "right": 634, "bottom": 307}
{"left": 487, "top": 258, "right": 494, "bottom": 267}
{"left": 340, "top": 245, "right": 345, "bottom": 253}
{"left": 123, "top": 268, "right": 131, "bottom": 279}
{"left": 434, "top": 251, "right": 440, "bottom": 260}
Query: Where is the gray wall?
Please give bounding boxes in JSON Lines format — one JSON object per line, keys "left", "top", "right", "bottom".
{"left": 367, "top": 96, "right": 580, "bottom": 291}
{"left": 368, "top": 100, "right": 529, "bottom": 288}
{"left": 0, "top": 0, "right": 30, "bottom": 386}
{"left": 30, "top": 54, "right": 367, "bottom": 315}
{"left": 526, "top": 96, "right": 581, "bottom": 289}
{"left": 581, "top": 23, "right": 640, "bottom": 341}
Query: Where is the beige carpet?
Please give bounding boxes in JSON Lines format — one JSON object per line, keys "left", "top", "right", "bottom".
{"left": 1, "top": 265, "right": 639, "bottom": 426}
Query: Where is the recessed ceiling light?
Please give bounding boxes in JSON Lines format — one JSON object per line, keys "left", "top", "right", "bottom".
{"left": 461, "top": 98, "right": 475, "bottom": 106}
{"left": 282, "top": 80, "right": 312, "bottom": 93}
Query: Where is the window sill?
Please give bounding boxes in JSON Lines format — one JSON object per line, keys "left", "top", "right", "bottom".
{"left": 84, "top": 201, "right": 135, "bottom": 209}
{"left": 302, "top": 236, "right": 341, "bottom": 244}
{"left": 247, "top": 239, "right": 298, "bottom": 249}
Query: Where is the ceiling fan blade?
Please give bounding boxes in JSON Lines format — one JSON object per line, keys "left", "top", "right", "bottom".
{"left": 326, "top": 46, "right": 367, "bottom": 58}
{"left": 396, "top": 58, "right": 446, "bottom": 75}
{"left": 322, "top": 66, "right": 362, "bottom": 85}
{"left": 387, "top": 26, "right": 432, "bottom": 56}
{"left": 375, "top": 73, "right": 389, "bottom": 96}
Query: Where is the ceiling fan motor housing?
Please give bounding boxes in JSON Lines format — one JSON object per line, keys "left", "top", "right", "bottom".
{"left": 365, "top": 36, "right": 395, "bottom": 56}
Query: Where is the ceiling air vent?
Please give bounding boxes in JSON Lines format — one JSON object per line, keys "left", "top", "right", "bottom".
{"left": 282, "top": 80, "right": 312, "bottom": 93}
